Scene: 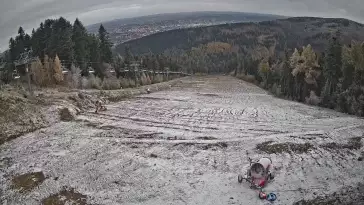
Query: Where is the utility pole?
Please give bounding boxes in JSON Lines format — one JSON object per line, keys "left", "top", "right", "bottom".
{"left": 25, "top": 63, "right": 33, "bottom": 96}
{"left": 14, "top": 50, "right": 36, "bottom": 97}
{"left": 165, "top": 67, "right": 170, "bottom": 81}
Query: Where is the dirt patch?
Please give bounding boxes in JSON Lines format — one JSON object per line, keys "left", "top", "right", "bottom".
{"left": 0, "top": 126, "right": 43, "bottom": 145}
{"left": 0, "top": 91, "right": 47, "bottom": 145}
{"left": 0, "top": 157, "right": 12, "bottom": 169}
{"left": 200, "top": 142, "right": 228, "bottom": 150}
{"left": 11, "top": 172, "right": 45, "bottom": 193}
{"left": 150, "top": 153, "right": 158, "bottom": 158}
{"left": 197, "top": 93, "right": 219, "bottom": 97}
{"left": 358, "top": 151, "right": 364, "bottom": 161}
{"left": 92, "top": 128, "right": 151, "bottom": 139}
{"left": 59, "top": 107, "right": 76, "bottom": 121}
{"left": 42, "top": 188, "right": 89, "bottom": 205}
{"left": 256, "top": 141, "right": 314, "bottom": 154}
{"left": 135, "top": 96, "right": 167, "bottom": 101}
{"left": 320, "top": 137, "right": 362, "bottom": 150}
{"left": 67, "top": 93, "right": 96, "bottom": 110}
{"left": 134, "top": 132, "right": 162, "bottom": 139}
{"left": 174, "top": 142, "right": 228, "bottom": 150}
{"left": 196, "top": 136, "right": 218, "bottom": 140}
{"left": 293, "top": 183, "right": 364, "bottom": 205}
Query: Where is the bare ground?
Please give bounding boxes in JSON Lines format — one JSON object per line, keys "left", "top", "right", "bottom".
{"left": 1, "top": 76, "right": 364, "bottom": 205}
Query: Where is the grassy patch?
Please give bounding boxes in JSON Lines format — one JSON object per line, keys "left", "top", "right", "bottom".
{"left": 236, "top": 74, "right": 257, "bottom": 84}
{"left": 173, "top": 142, "right": 228, "bottom": 150}
{"left": 11, "top": 172, "right": 45, "bottom": 193}
{"left": 0, "top": 127, "right": 40, "bottom": 145}
{"left": 256, "top": 141, "right": 314, "bottom": 154}
{"left": 320, "top": 137, "right": 362, "bottom": 150}
{"left": 197, "top": 93, "right": 219, "bottom": 97}
{"left": 59, "top": 108, "right": 75, "bottom": 121}
{"left": 293, "top": 183, "right": 364, "bottom": 205}
{"left": 0, "top": 90, "right": 46, "bottom": 145}
{"left": 196, "top": 136, "right": 218, "bottom": 140}
{"left": 42, "top": 188, "right": 89, "bottom": 205}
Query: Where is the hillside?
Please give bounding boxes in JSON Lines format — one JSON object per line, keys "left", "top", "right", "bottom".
{"left": 114, "top": 17, "right": 364, "bottom": 56}
{"left": 115, "top": 16, "right": 364, "bottom": 118}
{"left": 87, "top": 11, "right": 284, "bottom": 45}
{"left": 87, "top": 11, "right": 283, "bottom": 31}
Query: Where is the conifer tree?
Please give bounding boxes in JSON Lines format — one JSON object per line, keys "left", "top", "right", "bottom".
{"left": 72, "top": 18, "right": 89, "bottom": 72}
{"left": 98, "top": 24, "right": 113, "bottom": 63}
{"left": 323, "top": 34, "right": 342, "bottom": 95}
{"left": 280, "top": 49, "right": 294, "bottom": 97}
{"left": 50, "top": 17, "right": 74, "bottom": 63}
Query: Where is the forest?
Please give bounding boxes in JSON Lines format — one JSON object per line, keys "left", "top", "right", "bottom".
{"left": 114, "top": 17, "right": 364, "bottom": 116}
{"left": 0, "top": 17, "right": 181, "bottom": 89}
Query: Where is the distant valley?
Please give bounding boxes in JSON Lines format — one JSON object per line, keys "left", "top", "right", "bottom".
{"left": 86, "top": 11, "right": 285, "bottom": 46}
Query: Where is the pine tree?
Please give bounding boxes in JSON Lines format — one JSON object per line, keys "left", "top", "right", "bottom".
{"left": 98, "top": 24, "right": 113, "bottom": 63}
{"left": 31, "top": 24, "right": 43, "bottom": 58}
{"left": 154, "top": 57, "right": 160, "bottom": 71}
{"left": 88, "top": 34, "right": 101, "bottom": 77}
{"left": 113, "top": 54, "right": 124, "bottom": 77}
{"left": 341, "top": 45, "right": 355, "bottom": 90}
{"left": 124, "top": 46, "right": 133, "bottom": 68}
{"left": 280, "top": 49, "right": 294, "bottom": 97}
{"left": 9, "top": 38, "right": 17, "bottom": 61}
{"left": 323, "top": 34, "right": 342, "bottom": 95}
{"left": 24, "top": 34, "right": 32, "bottom": 51}
{"left": 15, "top": 27, "right": 25, "bottom": 56}
{"left": 346, "top": 41, "right": 364, "bottom": 86}
{"left": 290, "top": 48, "right": 305, "bottom": 101}
{"left": 43, "top": 20, "right": 55, "bottom": 56}
{"left": 50, "top": 17, "right": 74, "bottom": 64}
{"left": 43, "top": 55, "right": 52, "bottom": 85}
{"left": 18, "top": 27, "right": 25, "bottom": 38}
{"left": 72, "top": 18, "right": 89, "bottom": 72}
{"left": 0, "top": 63, "right": 15, "bottom": 84}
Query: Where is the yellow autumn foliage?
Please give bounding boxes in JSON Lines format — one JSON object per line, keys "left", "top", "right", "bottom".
{"left": 53, "top": 55, "right": 64, "bottom": 84}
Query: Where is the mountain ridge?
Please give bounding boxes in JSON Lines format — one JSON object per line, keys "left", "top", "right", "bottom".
{"left": 86, "top": 11, "right": 285, "bottom": 45}
{"left": 86, "top": 11, "right": 286, "bottom": 31}
{"left": 114, "top": 16, "right": 364, "bottom": 57}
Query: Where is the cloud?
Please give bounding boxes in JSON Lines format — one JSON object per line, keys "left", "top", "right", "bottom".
{"left": 0, "top": 0, "right": 363, "bottom": 51}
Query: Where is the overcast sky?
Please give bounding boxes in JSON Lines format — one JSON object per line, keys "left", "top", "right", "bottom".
{"left": 0, "top": 0, "right": 363, "bottom": 51}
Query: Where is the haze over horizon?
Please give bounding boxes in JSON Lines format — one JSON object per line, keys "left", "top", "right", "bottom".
{"left": 0, "top": 0, "right": 363, "bottom": 52}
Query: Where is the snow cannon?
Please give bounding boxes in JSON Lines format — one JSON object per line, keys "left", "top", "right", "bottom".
{"left": 238, "top": 157, "right": 274, "bottom": 189}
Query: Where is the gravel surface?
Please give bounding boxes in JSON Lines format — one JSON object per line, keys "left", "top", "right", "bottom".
{"left": 1, "top": 76, "right": 364, "bottom": 205}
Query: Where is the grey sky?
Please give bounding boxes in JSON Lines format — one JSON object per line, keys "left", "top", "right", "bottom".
{"left": 0, "top": 0, "right": 363, "bottom": 51}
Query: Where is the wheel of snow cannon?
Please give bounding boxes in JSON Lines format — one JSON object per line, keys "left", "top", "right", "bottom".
{"left": 238, "top": 174, "right": 243, "bottom": 183}
{"left": 266, "top": 193, "right": 277, "bottom": 201}
{"left": 258, "top": 191, "right": 267, "bottom": 199}
{"left": 269, "top": 172, "right": 275, "bottom": 180}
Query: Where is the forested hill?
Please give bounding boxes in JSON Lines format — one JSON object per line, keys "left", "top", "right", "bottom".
{"left": 114, "top": 17, "right": 364, "bottom": 56}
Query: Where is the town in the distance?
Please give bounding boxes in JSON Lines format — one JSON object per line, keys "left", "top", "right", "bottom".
{"left": 86, "top": 11, "right": 283, "bottom": 46}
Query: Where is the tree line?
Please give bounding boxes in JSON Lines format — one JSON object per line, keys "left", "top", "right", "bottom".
{"left": 251, "top": 31, "right": 364, "bottom": 116}
{"left": 1, "top": 17, "right": 113, "bottom": 83}
{"left": 0, "top": 16, "right": 187, "bottom": 86}
{"left": 156, "top": 31, "right": 364, "bottom": 116}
